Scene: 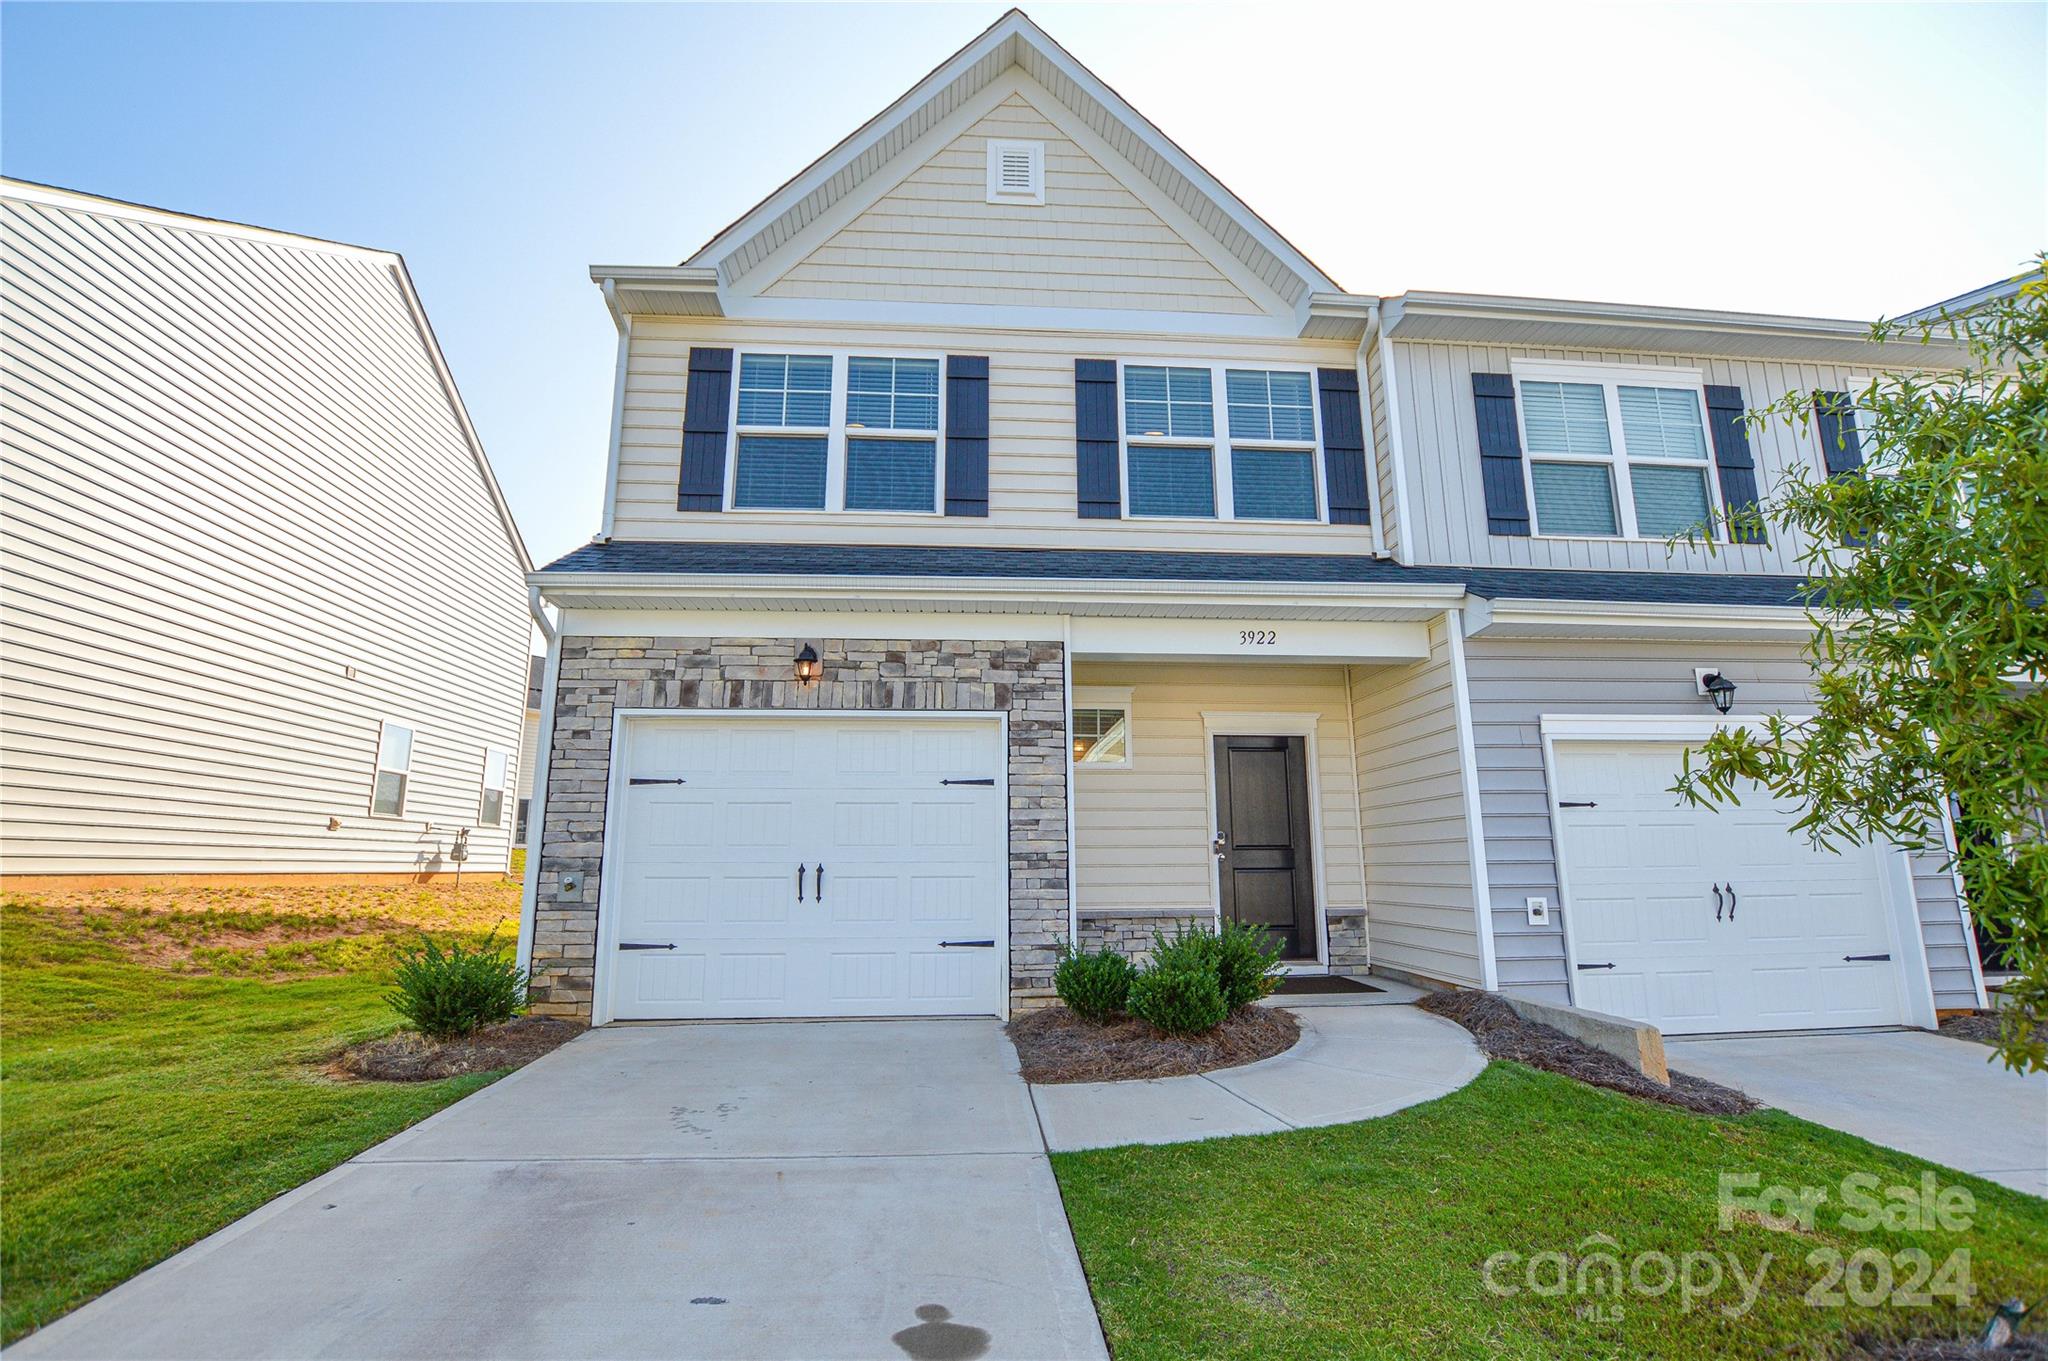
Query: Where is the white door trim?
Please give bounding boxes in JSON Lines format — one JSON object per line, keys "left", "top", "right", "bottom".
{"left": 1200, "top": 711, "right": 1330, "bottom": 966}
{"left": 1537, "top": 715, "right": 1938, "bottom": 1032}
{"left": 591, "top": 708, "right": 1012, "bottom": 1026}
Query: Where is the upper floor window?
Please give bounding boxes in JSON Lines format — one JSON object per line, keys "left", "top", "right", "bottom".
{"left": 729, "top": 351, "right": 943, "bottom": 514}
{"left": 1513, "top": 362, "right": 1719, "bottom": 540}
{"left": 1121, "top": 363, "right": 1323, "bottom": 522}
{"left": 369, "top": 721, "right": 413, "bottom": 818}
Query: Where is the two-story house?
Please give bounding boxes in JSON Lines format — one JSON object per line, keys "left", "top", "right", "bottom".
{"left": 517, "top": 11, "right": 1987, "bottom": 1036}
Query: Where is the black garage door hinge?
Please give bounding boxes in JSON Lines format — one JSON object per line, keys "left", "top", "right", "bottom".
{"left": 938, "top": 939, "right": 996, "bottom": 948}
{"left": 1843, "top": 953, "right": 1892, "bottom": 962}
{"left": 940, "top": 778, "right": 995, "bottom": 786}
{"left": 1559, "top": 801, "right": 1598, "bottom": 808}
{"left": 619, "top": 942, "right": 677, "bottom": 951}
{"left": 1577, "top": 962, "right": 1616, "bottom": 970}
{"left": 630, "top": 777, "right": 687, "bottom": 786}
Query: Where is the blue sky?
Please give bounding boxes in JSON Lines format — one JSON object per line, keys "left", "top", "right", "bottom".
{"left": 6, "top": 2, "right": 2042, "bottom": 569}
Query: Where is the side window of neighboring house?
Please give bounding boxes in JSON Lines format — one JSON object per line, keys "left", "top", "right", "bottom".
{"left": 729, "top": 352, "right": 942, "bottom": 513}
{"left": 515, "top": 797, "right": 533, "bottom": 846}
{"left": 1514, "top": 364, "right": 1721, "bottom": 541}
{"left": 370, "top": 721, "right": 413, "bottom": 817}
{"left": 1071, "top": 687, "right": 1134, "bottom": 767}
{"left": 479, "top": 747, "right": 511, "bottom": 827}
{"left": 1121, "top": 363, "right": 1323, "bottom": 522}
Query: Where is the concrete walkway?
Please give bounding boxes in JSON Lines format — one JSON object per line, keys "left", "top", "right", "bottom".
{"left": 1667, "top": 1030, "right": 2048, "bottom": 1197}
{"left": 14, "top": 1020, "right": 1109, "bottom": 1361}
{"left": 1032, "top": 1004, "right": 1485, "bottom": 1151}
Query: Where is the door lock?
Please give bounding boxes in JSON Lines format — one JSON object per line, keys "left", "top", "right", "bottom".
{"left": 1212, "top": 832, "right": 1227, "bottom": 860}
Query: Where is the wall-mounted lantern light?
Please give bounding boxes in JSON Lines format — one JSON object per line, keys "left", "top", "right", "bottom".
{"left": 1700, "top": 671, "right": 1738, "bottom": 714}
{"left": 794, "top": 644, "right": 821, "bottom": 684}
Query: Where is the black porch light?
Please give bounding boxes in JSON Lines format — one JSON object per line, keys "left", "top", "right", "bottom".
{"left": 1701, "top": 671, "right": 1738, "bottom": 715}
{"left": 794, "top": 644, "right": 821, "bottom": 684}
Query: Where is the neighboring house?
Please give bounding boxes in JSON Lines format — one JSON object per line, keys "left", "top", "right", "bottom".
{"left": 1, "top": 180, "right": 533, "bottom": 880}
{"left": 515, "top": 655, "right": 542, "bottom": 847}
{"left": 519, "top": 11, "right": 1988, "bottom": 1034}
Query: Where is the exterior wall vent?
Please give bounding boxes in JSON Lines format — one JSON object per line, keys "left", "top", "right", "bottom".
{"left": 985, "top": 139, "right": 1045, "bottom": 206}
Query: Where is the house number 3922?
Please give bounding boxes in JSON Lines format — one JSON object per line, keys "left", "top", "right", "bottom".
{"left": 1239, "top": 629, "right": 1278, "bottom": 646}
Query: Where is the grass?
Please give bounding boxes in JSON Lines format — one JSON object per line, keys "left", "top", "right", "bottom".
{"left": 1053, "top": 1063, "right": 2048, "bottom": 1361}
{"left": 1, "top": 874, "right": 523, "bottom": 1344}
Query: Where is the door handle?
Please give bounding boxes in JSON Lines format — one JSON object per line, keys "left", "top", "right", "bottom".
{"left": 1213, "top": 832, "right": 1227, "bottom": 860}
{"left": 797, "top": 863, "right": 807, "bottom": 903}
{"left": 1713, "top": 883, "right": 1724, "bottom": 921}
{"left": 814, "top": 863, "right": 824, "bottom": 902}
{"left": 1726, "top": 883, "right": 1737, "bottom": 921}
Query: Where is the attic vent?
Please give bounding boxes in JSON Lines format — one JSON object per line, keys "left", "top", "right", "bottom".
{"left": 985, "top": 139, "right": 1045, "bottom": 206}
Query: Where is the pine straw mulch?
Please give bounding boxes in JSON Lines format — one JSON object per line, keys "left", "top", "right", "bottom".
{"left": 1416, "top": 989, "right": 1759, "bottom": 1117}
{"left": 1939, "top": 1009, "right": 2048, "bottom": 1050}
{"left": 1844, "top": 1334, "right": 2047, "bottom": 1360}
{"left": 1007, "top": 1003, "right": 1300, "bottom": 1083}
{"left": 326, "top": 1016, "right": 584, "bottom": 1082}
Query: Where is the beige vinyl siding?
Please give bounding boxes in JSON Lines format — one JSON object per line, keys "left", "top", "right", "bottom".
{"left": 1463, "top": 635, "right": 1981, "bottom": 1010}
{"left": 1390, "top": 339, "right": 1903, "bottom": 572}
{"left": 611, "top": 318, "right": 1370, "bottom": 551}
{"left": 764, "top": 92, "right": 1260, "bottom": 315}
{"left": 1351, "top": 615, "right": 1485, "bottom": 986}
{"left": 1071, "top": 662, "right": 1365, "bottom": 918}
{"left": 0, "top": 191, "right": 530, "bottom": 875}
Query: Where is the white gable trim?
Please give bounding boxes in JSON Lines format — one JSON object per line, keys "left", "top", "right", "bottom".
{"left": 685, "top": 11, "right": 1340, "bottom": 305}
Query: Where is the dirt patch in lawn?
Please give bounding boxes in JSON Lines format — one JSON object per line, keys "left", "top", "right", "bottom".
{"left": 1008, "top": 1004, "right": 1299, "bottom": 1083}
{"left": 326, "top": 1017, "right": 584, "bottom": 1082}
{"left": 1417, "top": 989, "right": 1759, "bottom": 1117}
{"left": 1844, "top": 1334, "right": 2048, "bottom": 1360}
{"left": 1939, "top": 1009, "right": 2048, "bottom": 1050}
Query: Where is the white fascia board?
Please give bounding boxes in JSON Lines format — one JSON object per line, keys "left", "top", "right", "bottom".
{"left": 1465, "top": 597, "right": 1815, "bottom": 641}
{"left": 1300, "top": 292, "right": 1380, "bottom": 341}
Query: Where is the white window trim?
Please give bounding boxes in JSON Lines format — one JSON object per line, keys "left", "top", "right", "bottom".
{"left": 725, "top": 347, "right": 949, "bottom": 516}
{"left": 479, "top": 745, "right": 512, "bottom": 827}
{"left": 369, "top": 719, "right": 415, "bottom": 819}
{"left": 1071, "top": 685, "right": 1135, "bottom": 769}
{"left": 1509, "top": 358, "right": 1722, "bottom": 543}
{"left": 1116, "top": 360, "right": 1325, "bottom": 524}
{"left": 985, "top": 139, "right": 1045, "bottom": 205}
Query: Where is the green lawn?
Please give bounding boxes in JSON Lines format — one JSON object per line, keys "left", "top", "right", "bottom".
{"left": 1054, "top": 1063, "right": 2048, "bottom": 1361}
{"left": 1, "top": 881, "right": 521, "bottom": 1344}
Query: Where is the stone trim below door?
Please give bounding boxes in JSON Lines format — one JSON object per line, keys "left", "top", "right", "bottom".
{"left": 527, "top": 636, "right": 1069, "bottom": 1021}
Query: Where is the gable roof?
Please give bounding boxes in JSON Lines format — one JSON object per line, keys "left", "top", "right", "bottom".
{"left": 679, "top": 9, "right": 1344, "bottom": 311}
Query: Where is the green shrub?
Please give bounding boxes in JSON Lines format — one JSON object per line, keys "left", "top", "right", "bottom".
{"left": 388, "top": 932, "right": 526, "bottom": 1040}
{"left": 1126, "top": 961, "right": 1228, "bottom": 1035}
{"left": 1149, "top": 920, "right": 1284, "bottom": 1012}
{"left": 1054, "top": 946, "right": 1135, "bottom": 1021}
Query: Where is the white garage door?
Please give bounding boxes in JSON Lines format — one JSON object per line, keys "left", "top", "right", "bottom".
{"left": 603, "top": 716, "right": 1007, "bottom": 1021}
{"left": 1555, "top": 740, "right": 1908, "bottom": 1035}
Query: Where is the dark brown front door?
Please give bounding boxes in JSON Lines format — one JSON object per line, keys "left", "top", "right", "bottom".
{"left": 1212, "top": 734, "right": 1317, "bottom": 960}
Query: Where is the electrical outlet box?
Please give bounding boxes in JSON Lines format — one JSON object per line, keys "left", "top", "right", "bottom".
{"left": 1525, "top": 896, "right": 1550, "bottom": 926}
{"left": 560, "top": 873, "right": 582, "bottom": 895}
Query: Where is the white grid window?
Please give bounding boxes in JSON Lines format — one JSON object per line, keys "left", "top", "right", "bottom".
{"left": 1515, "top": 362, "right": 1721, "bottom": 540}
{"left": 1072, "top": 689, "right": 1134, "bottom": 768}
{"left": 479, "top": 747, "right": 511, "bottom": 827}
{"left": 370, "top": 721, "right": 413, "bottom": 818}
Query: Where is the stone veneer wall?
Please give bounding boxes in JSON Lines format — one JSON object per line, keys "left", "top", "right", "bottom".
{"left": 528, "top": 636, "right": 1068, "bottom": 1020}
{"left": 1075, "top": 907, "right": 1212, "bottom": 967}
{"left": 1326, "top": 908, "right": 1369, "bottom": 976}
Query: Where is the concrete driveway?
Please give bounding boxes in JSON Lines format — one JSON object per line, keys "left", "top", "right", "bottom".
{"left": 15, "top": 1020, "right": 1108, "bottom": 1361}
{"left": 1667, "top": 1029, "right": 2048, "bottom": 1197}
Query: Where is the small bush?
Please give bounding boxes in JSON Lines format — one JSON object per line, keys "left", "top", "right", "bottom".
{"left": 1149, "top": 921, "right": 1284, "bottom": 1012}
{"left": 1126, "top": 961, "right": 1228, "bottom": 1035}
{"left": 388, "top": 932, "right": 526, "bottom": 1040}
{"left": 1054, "top": 946, "right": 1135, "bottom": 1022}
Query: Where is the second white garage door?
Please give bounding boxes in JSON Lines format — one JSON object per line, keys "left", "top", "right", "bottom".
{"left": 1554, "top": 740, "right": 1910, "bottom": 1035}
{"left": 602, "top": 715, "right": 1008, "bottom": 1021}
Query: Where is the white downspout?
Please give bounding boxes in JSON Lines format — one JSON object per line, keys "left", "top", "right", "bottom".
{"left": 1445, "top": 608, "right": 1499, "bottom": 990}
{"left": 1375, "top": 313, "right": 1417, "bottom": 566}
{"left": 1357, "top": 305, "right": 1389, "bottom": 559}
{"left": 516, "top": 586, "right": 561, "bottom": 978}
{"left": 1063, "top": 614, "right": 1079, "bottom": 951}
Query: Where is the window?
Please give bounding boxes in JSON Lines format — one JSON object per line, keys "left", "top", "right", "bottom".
{"left": 1071, "top": 689, "right": 1133, "bottom": 767}
{"left": 514, "top": 797, "right": 532, "bottom": 847}
{"left": 1121, "top": 363, "right": 1323, "bottom": 522}
{"left": 370, "top": 721, "right": 413, "bottom": 817}
{"left": 1514, "top": 363, "right": 1719, "bottom": 540}
{"left": 728, "top": 351, "right": 944, "bottom": 513}
{"left": 985, "top": 139, "right": 1044, "bottom": 205}
{"left": 479, "top": 747, "right": 511, "bottom": 827}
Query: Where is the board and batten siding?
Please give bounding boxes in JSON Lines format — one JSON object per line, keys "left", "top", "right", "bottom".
{"left": 1462, "top": 636, "right": 1980, "bottom": 1010}
{"left": 610, "top": 318, "right": 1370, "bottom": 551}
{"left": 1389, "top": 339, "right": 1903, "bottom": 572}
{"left": 1, "top": 189, "right": 530, "bottom": 876}
{"left": 763, "top": 90, "right": 1260, "bottom": 315}
{"left": 1350, "top": 615, "right": 1485, "bottom": 987}
{"left": 1070, "top": 662, "right": 1365, "bottom": 919}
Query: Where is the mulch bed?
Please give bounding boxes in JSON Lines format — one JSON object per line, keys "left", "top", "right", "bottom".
{"left": 1939, "top": 1009, "right": 2048, "bottom": 1050}
{"left": 1416, "top": 989, "right": 1759, "bottom": 1116}
{"left": 1007, "top": 1004, "right": 1300, "bottom": 1083}
{"left": 1845, "top": 1334, "right": 2047, "bottom": 1360}
{"left": 326, "top": 1016, "right": 584, "bottom": 1082}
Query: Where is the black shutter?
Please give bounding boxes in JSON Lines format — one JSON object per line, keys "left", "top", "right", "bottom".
{"left": 1814, "top": 391, "right": 1865, "bottom": 477}
{"left": 1315, "top": 368, "right": 1371, "bottom": 526}
{"left": 944, "top": 355, "right": 989, "bottom": 517}
{"left": 1472, "top": 373, "right": 1531, "bottom": 536}
{"left": 1703, "top": 385, "right": 1765, "bottom": 545}
{"left": 677, "top": 347, "right": 733, "bottom": 511}
{"left": 1075, "top": 359, "right": 1121, "bottom": 519}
